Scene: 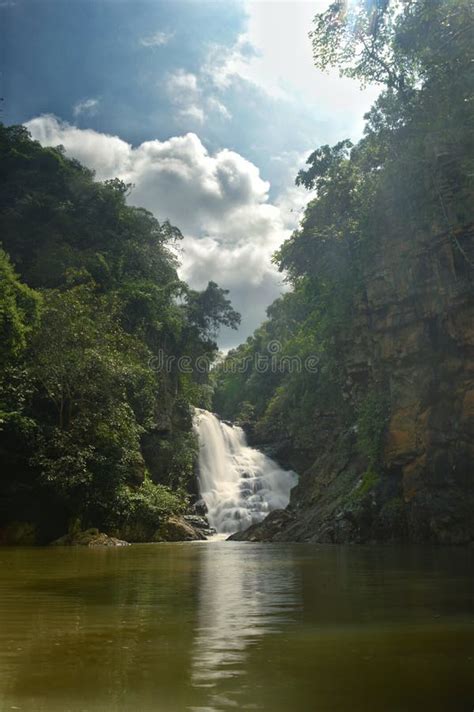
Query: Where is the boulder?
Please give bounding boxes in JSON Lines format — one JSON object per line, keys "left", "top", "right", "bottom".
{"left": 183, "top": 514, "right": 216, "bottom": 537}
{"left": 156, "top": 515, "right": 206, "bottom": 542}
{"left": 51, "top": 528, "right": 130, "bottom": 547}
{"left": 192, "top": 499, "right": 208, "bottom": 516}
{"left": 228, "top": 509, "right": 296, "bottom": 542}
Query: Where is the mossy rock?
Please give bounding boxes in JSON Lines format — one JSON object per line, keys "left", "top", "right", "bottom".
{"left": 51, "top": 528, "right": 130, "bottom": 547}
{"left": 156, "top": 515, "right": 206, "bottom": 542}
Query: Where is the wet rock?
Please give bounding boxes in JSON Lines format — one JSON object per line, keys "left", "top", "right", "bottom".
{"left": 156, "top": 515, "right": 206, "bottom": 542}
{"left": 51, "top": 528, "right": 130, "bottom": 547}
{"left": 227, "top": 509, "right": 296, "bottom": 542}
{"left": 183, "top": 515, "right": 217, "bottom": 537}
{"left": 183, "top": 514, "right": 207, "bottom": 529}
{"left": 192, "top": 499, "right": 208, "bottom": 516}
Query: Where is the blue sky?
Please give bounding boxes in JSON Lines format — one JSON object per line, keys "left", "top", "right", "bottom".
{"left": 2, "top": 0, "right": 378, "bottom": 347}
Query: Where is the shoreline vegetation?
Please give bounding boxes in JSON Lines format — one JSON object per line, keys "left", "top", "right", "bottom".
{"left": 0, "top": 124, "right": 240, "bottom": 546}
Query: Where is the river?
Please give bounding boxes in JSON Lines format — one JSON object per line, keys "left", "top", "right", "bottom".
{"left": 0, "top": 541, "right": 473, "bottom": 711}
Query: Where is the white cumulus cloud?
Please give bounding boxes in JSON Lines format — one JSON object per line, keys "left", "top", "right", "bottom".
{"left": 25, "top": 115, "right": 297, "bottom": 346}
{"left": 166, "top": 70, "right": 204, "bottom": 124}
{"left": 165, "top": 69, "right": 232, "bottom": 126}
{"left": 72, "top": 97, "right": 100, "bottom": 118}
{"left": 166, "top": 69, "right": 199, "bottom": 96}
{"left": 203, "top": 1, "right": 379, "bottom": 140}
{"left": 26, "top": 115, "right": 131, "bottom": 180}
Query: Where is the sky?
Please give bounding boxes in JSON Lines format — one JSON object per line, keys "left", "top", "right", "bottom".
{"left": 1, "top": 0, "right": 379, "bottom": 348}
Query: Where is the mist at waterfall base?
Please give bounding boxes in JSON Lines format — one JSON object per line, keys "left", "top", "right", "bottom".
{"left": 195, "top": 409, "right": 297, "bottom": 534}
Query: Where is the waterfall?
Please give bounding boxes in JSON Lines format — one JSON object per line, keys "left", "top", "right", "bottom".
{"left": 194, "top": 409, "right": 297, "bottom": 534}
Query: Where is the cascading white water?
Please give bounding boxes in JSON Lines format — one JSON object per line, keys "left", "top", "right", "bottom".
{"left": 194, "top": 409, "right": 297, "bottom": 534}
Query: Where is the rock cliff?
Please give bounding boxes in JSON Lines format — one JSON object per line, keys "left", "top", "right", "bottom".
{"left": 235, "top": 224, "right": 474, "bottom": 544}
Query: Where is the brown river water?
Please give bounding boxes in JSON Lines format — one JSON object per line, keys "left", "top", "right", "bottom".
{"left": 0, "top": 541, "right": 473, "bottom": 712}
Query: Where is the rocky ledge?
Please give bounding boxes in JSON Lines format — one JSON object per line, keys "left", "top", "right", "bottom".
{"left": 51, "top": 529, "right": 130, "bottom": 547}
{"left": 182, "top": 514, "right": 216, "bottom": 538}
{"left": 228, "top": 510, "right": 295, "bottom": 542}
{"left": 239, "top": 223, "right": 474, "bottom": 546}
{"left": 1, "top": 514, "right": 214, "bottom": 546}
{"left": 156, "top": 515, "right": 207, "bottom": 542}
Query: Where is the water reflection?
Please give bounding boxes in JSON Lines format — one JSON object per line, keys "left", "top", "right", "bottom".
{"left": 190, "top": 543, "right": 301, "bottom": 711}
{"left": 0, "top": 544, "right": 472, "bottom": 712}
{"left": 0, "top": 546, "right": 200, "bottom": 712}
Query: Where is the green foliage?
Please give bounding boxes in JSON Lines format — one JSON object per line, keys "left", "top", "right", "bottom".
{"left": 186, "top": 280, "right": 240, "bottom": 341}
{"left": 143, "top": 428, "right": 199, "bottom": 491}
{"left": 296, "top": 139, "right": 353, "bottom": 191}
{"left": 213, "top": 0, "right": 473, "bottom": 480}
{"left": 355, "top": 467, "right": 380, "bottom": 499}
{"left": 0, "top": 249, "right": 40, "bottom": 431}
{"left": 0, "top": 248, "right": 40, "bottom": 361}
{"left": 235, "top": 401, "right": 256, "bottom": 427}
{"left": 310, "top": 0, "right": 473, "bottom": 94}
{"left": 0, "top": 123, "right": 239, "bottom": 538}
{"left": 343, "top": 466, "right": 380, "bottom": 516}
{"left": 310, "top": 0, "right": 406, "bottom": 90}
{"left": 114, "top": 476, "right": 188, "bottom": 530}
{"left": 356, "top": 389, "right": 390, "bottom": 468}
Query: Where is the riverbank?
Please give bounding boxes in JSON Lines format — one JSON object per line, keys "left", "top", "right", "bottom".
{"left": 0, "top": 514, "right": 215, "bottom": 546}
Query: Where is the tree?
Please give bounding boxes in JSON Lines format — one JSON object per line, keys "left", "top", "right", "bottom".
{"left": 311, "top": 1, "right": 474, "bottom": 94}
{"left": 214, "top": 0, "right": 474, "bottom": 456}
{"left": 0, "top": 123, "right": 240, "bottom": 538}
{"left": 0, "top": 248, "right": 40, "bottom": 363}
{"left": 0, "top": 248, "right": 40, "bottom": 430}
{"left": 186, "top": 281, "right": 241, "bottom": 340}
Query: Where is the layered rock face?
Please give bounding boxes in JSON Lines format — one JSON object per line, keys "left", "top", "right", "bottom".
{"left": 237, "top": 225, "right": 474, "bottom": 545}
{"left": 366, "top": 225, "right": 474, "bottom": 543}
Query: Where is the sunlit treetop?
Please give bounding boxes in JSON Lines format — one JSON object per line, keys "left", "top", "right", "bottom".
{"left": 311, "top": 0, "right": 474, "bottom": 92}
